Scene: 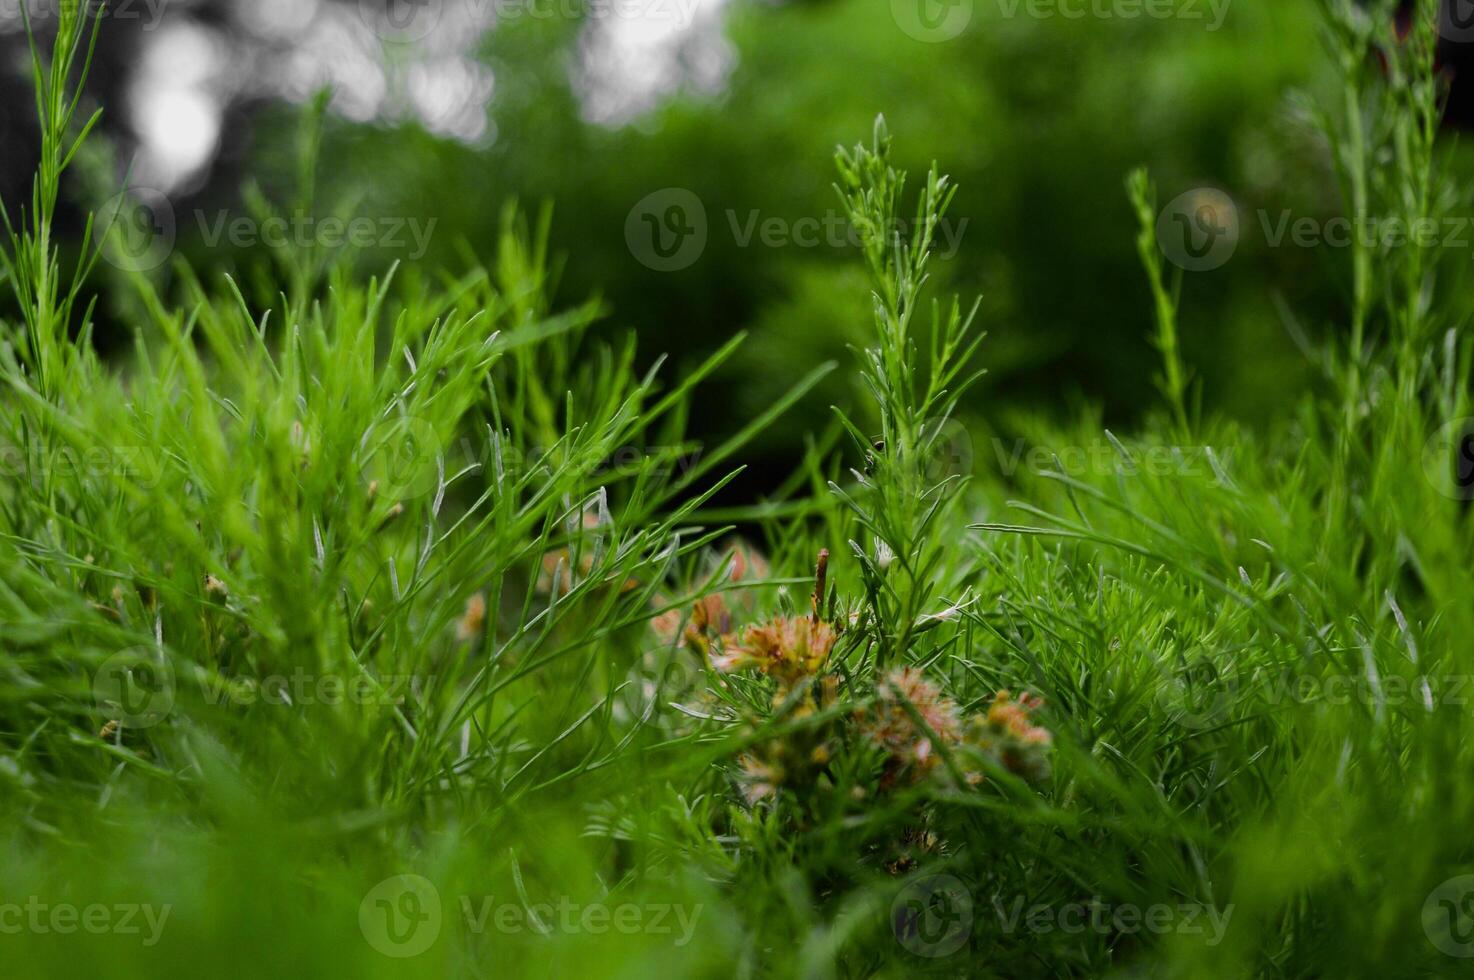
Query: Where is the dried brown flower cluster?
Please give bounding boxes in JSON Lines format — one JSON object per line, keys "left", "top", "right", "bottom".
{"left": 736, "top": 675, "right": 842, "bottom": 804}
{"left": 676, "top": 548, "right": 836, "bottom": 689}
{"left": 651, "top": 546, "right": 1053, "bottom": 807}
{"left": 967, "top": 690, "right": 1053, "bottom": 784}
{"left": 860, "top": 668, "right": 964, "bottom": 787}
{"left": 859, "top": 670, "right": 1053, "bottom": 789}
{"left": 715, "top": 617, "right": 838, "bottom": 685}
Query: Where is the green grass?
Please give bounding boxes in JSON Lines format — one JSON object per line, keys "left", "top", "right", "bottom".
{"left": 3, "top": 2, "right": 1474, "bottom": 977}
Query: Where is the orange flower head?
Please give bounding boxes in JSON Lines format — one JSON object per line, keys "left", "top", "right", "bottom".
{"left": 722, "top": 616, "right": 837, "bottom": 685}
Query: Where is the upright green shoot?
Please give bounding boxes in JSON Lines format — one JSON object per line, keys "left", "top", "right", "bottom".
{"left": 0, "top": 7, "right": 105, "bottom": 399}
{"left": 830, "top": 116, "right": 984, "bottom": 666}
{"left": 1127, "top": 169, "right": 1193, "bottom": 439}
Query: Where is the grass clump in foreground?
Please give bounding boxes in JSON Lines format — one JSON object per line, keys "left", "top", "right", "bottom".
{"left": 3, "top": 2, "right": 1474, "bottom": 977}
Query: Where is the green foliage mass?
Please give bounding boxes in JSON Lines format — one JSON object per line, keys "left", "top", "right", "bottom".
{"left": 3, "top": 3, "right": 1474, "bottom": 978}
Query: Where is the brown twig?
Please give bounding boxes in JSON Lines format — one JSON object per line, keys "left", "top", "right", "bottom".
{"left": 811, "top": 548, "right": 829, "bottom": 624}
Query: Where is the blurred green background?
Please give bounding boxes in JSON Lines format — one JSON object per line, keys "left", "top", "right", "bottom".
{"left": 1, "top": 0, "right": 1389, "bottom": 491}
